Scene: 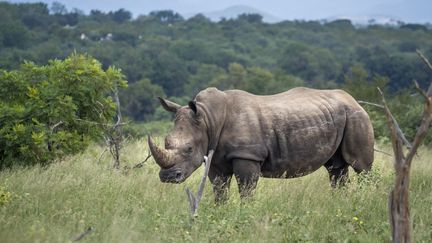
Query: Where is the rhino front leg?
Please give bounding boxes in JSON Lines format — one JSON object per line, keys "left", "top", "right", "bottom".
{"left": 209, "top": 168, "right": 232, "bottom": 204}
{"left": 233, "top": 159, "right": 261, "bottom": 199}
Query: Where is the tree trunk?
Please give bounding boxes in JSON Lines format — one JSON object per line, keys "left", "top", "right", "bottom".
{"left": 111, "top": 84, "right": 123, "bottom": 169}
{"left": 389, "top": 166, "right": 411, "bottom": 243}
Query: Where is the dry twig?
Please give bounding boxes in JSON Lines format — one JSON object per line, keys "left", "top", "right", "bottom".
{"left": 97, "top": 148, "right": 108, "bottom": 163}
{"left": 72, "top": 227, "right": 94, "bottom": 242}
{"left": 185, "top": 150, "right": 215, "bottom": 218}
{"left": 374, "top": 148, "right": 392, "bottom": 157}
{"left": 111, "top": 84, "right": 123, "bottom": 169}
{"left": 358, "top": 100, "right": 413, "bottom": 149}
{"left": 133, "top": 152, "right": 152, "bottom": 169}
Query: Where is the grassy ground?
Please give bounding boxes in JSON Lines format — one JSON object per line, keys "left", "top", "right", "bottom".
{"left": 0, "top": 139, "right": 431, "bottom": 242}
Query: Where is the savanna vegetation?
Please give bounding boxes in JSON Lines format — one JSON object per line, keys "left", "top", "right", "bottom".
{"left": 1, "top": 2, "right": 431, "bottom": 122}
{"left": 0, "top": 141, "right": 431, "bottom": 242}
{"left": 1, "top": 1, "right": 432, "bottom": 242}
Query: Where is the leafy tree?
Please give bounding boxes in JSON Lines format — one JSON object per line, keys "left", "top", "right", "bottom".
{"left": 90, "top": 9, "right": 110, "bottom": 22}
{"left": 278, "top": 42, "right": 340, "bottom": 82}
{"left": 400, "top": 24, "right": 428, "bottom": 32}
{"left": 184, "top": 64, "right": 225, "bottom": 96}
{"left": 325, "top": 19, "right": 354, "bottom": 31}
{"left": 112, "top": 31, "right": 137, "bottom": 46}
{"left": 0, "top": 20, "right": 30, "bottom": 48}
{"left": 50, "top": 1, "right": 67, "bottom": 15}
{"left": 110, "top": 8, "right": 132, "bottom": 23}
{"left": 149, "top": 10, "right": 184, "bottom": 23}
{"left": 242, "top": 67, "right": 275, "bottom": 94}
{"left": 150, "top": 51, "right": 189, "bottom": 96}
{"left": 237, "top": 13, "right": 263, "bottom": 24}
{"left": 120, "top": 79, "right": 164, "bottom": 121}
{"left": 270, "top": 72, "right": 305, "bottom": 93}
{"left": 342, "top": 65, "right": 388, "bottom": 136}
{"left": 54, "top": 12, "right": 80, "bottom": 26}
{"left": 209, "top": 63, "right": 246, "bottom": 90}
{"left": 0, "top": 54, "right": 127, "bottom": 168}
{"left": 343, "top": 64, "right": 389, "bottom": 102}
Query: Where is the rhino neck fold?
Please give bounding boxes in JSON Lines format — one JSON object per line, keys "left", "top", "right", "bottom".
{"left": 195, "top": 88, "right": 227, "bottom": 152}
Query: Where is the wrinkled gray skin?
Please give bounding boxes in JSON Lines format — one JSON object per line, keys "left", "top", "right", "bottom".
{"left": 148, "top": 87, "right": 374, "bottom": 202}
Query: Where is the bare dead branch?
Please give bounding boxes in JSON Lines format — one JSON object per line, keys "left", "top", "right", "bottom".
{"left": 378, "top": 87, "right": 405, "bottom": 163}
{"left": 97, "top": 148, "right": 108, "bottom": 163}
{"left": 413, "top": 80, "right": 429, "bottom": 101}
{"left": 185, "top": 150, "right": 215, "bottom": 218}
{"left": 50, "top": 121, "right": 63, "bottom": 132}
{"left": 74, "top": 118, "right": 128, "bottom": 127}
{"left": 111, "top": 84, "right": 123, "bottom": 170}
{"left": 404, "top": 82, "right": 432, "bottom": 168}
{"left": 374, "top": 148, "right": 392, "bottom": 157}
{"left": 358, "top": 100, "right": 384, "bottom": 109}
{"left": 72, "top": 227, "right": 94, "bottom": 242}
{"left": 382, "top": 52, "right": 432, "bottom": 243}
{"left": 405, "top": 112, "right": 432, "bottom": 166}
{"left": 196, "top": 151, "right": 214, "bottom": 203}
{"left": 417, "top": 50, "right": 432, "bottom": 72}
{"left": 133, "top": 152, "right": 152, "bottom": 169}
{"left": 417, "top": 50, "right": 432, "bottom": 96}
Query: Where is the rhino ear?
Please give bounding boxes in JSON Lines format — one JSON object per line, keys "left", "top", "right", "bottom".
{"left": 158, "top": 97, "right": 181, "bottom": 113}
{"left": 188, "top": 100, "right": 198, "bottom": 115}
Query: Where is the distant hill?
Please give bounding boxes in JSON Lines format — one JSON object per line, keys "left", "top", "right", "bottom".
{"left": 187, "top": 5, "right": 282, "bottom": 23}
{"left": 365, "top": 0, "right": 431, "bottom": 24}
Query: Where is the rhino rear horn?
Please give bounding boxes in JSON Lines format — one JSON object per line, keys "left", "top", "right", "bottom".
{"left": 148, "top": 135, "right": 175, "bottom": 168}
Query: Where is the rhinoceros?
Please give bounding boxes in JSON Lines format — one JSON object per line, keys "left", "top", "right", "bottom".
{"left": 148, "top": 87, "right": 374, "bottom": 202}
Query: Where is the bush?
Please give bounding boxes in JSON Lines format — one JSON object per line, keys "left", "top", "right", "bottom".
{"left": 0, "top": 53, "right": 127, "bottom": 168}
{"left": 0, "top": 186, "right": 11, "bottom": 206}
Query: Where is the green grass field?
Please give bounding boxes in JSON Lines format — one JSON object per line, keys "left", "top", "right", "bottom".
{"left": 0, "top": 139, "right": 431, "bottom": 242}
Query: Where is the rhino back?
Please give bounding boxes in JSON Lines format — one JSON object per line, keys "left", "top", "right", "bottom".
{"left": 219, "top": 88, "right": 356, "bottom": 178}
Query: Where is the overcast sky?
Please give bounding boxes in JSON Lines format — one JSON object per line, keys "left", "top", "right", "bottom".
{"left": 8, "top": 0, "right": 432, "bottom": 23}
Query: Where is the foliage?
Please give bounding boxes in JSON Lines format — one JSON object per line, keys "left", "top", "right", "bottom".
{"left": 0, "top": 141, "right": 431, "bottom": 242}
{"left": 1, "top": 2, "right": 432, "bottom": 143}
{"left": 342, "top": 64, "right": 432, "bottom": 144}
{"left": 119, "top": 79, "right": 164, "bottom": 121}
{"left": 0, "top": 53, "right": 127, "bottom": 168}
{"left": 0, "top": 186, "right": 12, "bottom": 206}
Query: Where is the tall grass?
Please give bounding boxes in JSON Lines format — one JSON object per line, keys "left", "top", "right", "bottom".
{"left": 0, "top": 140, "right": 431, "bottom": 242}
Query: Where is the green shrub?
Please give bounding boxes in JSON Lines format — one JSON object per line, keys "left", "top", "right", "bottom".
{"left": 0, "top": 186, "right": 11, "bottom": 206}
{"left": 0, "top": 53, "right": 127, "bottom": 168}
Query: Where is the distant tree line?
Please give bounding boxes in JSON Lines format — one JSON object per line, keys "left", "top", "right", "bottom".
{"left": 1, "top": 2, "right": 431, "bottom": 144}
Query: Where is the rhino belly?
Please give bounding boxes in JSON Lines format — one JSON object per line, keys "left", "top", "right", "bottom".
{"left": 261, "top": 121, "right": 342, "bottom": 178}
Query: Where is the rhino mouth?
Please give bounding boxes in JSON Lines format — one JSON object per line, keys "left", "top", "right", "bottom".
{"left": 159, "top": 167, "right": 186, "bottom": 183}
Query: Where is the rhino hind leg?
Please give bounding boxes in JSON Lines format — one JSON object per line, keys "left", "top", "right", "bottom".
{"left": 325, "top": 148, "right": 349, "bottom": 187}
{"left": 340, "top": 109, "right": 374, "bottom": 174}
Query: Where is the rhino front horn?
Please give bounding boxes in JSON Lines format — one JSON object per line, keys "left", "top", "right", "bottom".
{"left": 148, "top": 135, "right": 175, "bottom": 169}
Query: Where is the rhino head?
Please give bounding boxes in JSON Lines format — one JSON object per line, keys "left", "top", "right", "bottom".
{"left": 148, "top": 97, "right": 209, "bottom": 183}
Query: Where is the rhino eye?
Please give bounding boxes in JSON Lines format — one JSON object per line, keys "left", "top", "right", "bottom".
{"left": 186, "top": 147, "right": 193, "bottom": 154}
